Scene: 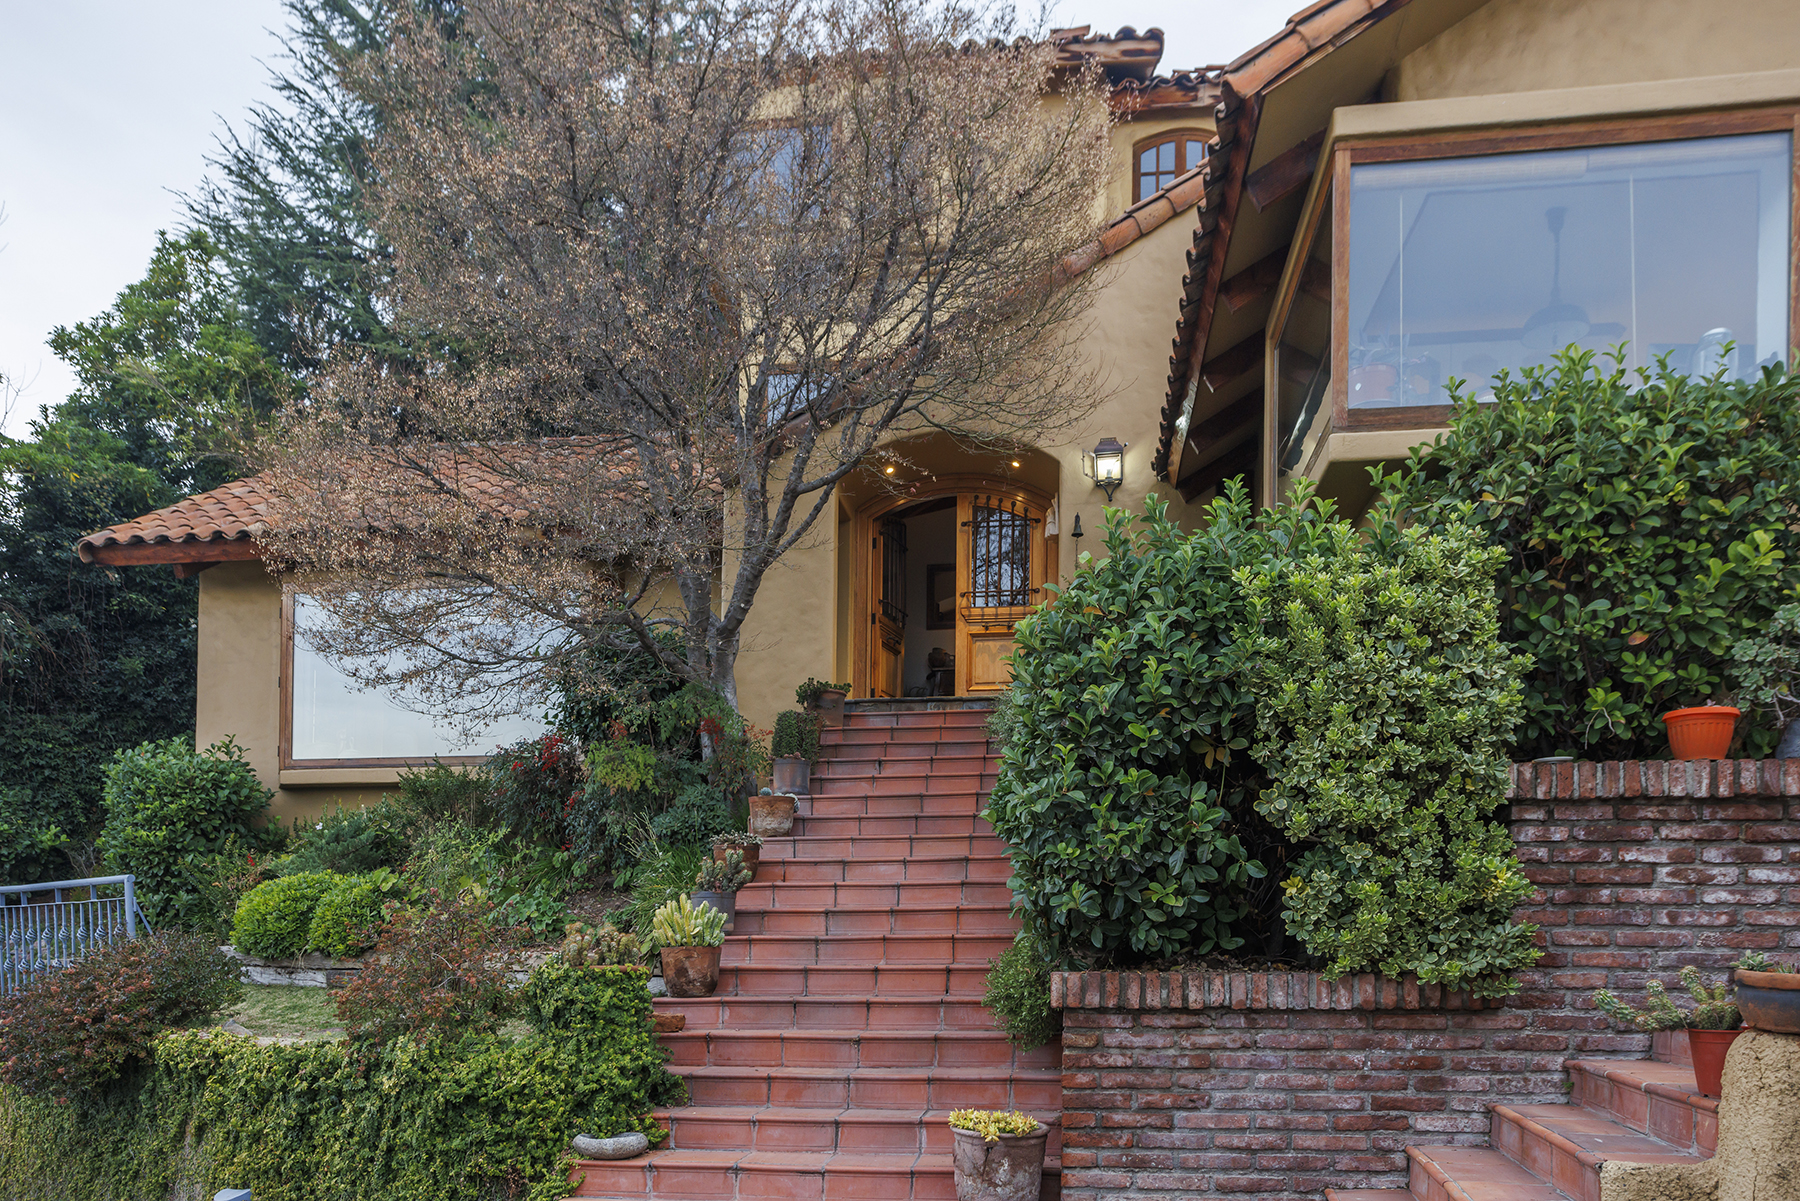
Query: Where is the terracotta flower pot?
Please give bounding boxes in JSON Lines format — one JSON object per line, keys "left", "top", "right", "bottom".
{"left": 660, "top": 945, "right": 721, "bottom": 998}
{"left": 810, "top": 688, "right": 848, "bottom": 727}
{"left": 749, "top": 793, "right": 798, "bottom": 838}
{"left": 691, "top": 889, "right": 737, "bottom": 935}
{"left": 1735, "top": 969, "right": 1800, "bottom": 1034}
{"left": 951, "top": 1123, "right": 1048, "bottom": 1201}
{"left": 1686, "top": 1027, "right": 1743, "bottom": 1098}
{"left": 771, "top": 756, "right": 811, "bottom": 795}
{"left": 1662, "top": 706, "right": 1739, "bottom": 759}
{"left": 715, "top": 843, "right": 760, "bottom": 876}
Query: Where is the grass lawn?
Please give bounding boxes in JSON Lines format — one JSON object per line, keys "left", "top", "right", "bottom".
{"left": 222, "top": 984, "right": 345, "bottom": 1041}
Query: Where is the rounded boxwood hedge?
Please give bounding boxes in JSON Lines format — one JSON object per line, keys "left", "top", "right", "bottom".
{"left": 232, "top": 871, "right": 339, "bottom": 959}
{"left": 306, "top": 874, "right": 387, "bottom": 958}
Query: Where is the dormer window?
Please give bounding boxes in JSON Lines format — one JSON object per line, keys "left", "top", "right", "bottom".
{"left": 1134, "top": 132, "right": 1209, "bottom": 203}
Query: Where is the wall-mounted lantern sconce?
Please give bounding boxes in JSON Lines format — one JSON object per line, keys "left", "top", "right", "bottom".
{"left": 1083, "top": 436, "right": 1127, "bottom": 502}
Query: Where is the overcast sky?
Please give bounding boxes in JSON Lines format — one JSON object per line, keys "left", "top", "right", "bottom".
{"left": 0, "top": 0, "right": 1298, "bottom": 439}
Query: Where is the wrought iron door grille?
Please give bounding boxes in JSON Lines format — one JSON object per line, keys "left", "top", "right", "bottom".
{"left": 963, "top": 496, "right": 1037, "bottom": 611}
{"left": 0, "top": 875, "right": 151, "bottom": 995}
{"left": 879, "top": 517, "right": 908, "bottom": 625}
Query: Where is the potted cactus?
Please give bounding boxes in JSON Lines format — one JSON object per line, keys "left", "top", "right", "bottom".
{"left": 692, "top": 851, "right": 754, "bottom": 935}
{"left": 1597, "top": 966, "right": 1742, "bottom": 1097}
{"left": 712, "top": 831, "right": 763, "bottom": 875}
{"left": 947, "top": 1109, "right": 1051, "bottom": 1201}
{"left": 770, "top": 709, "right": 822, "bottom": 794}
{"left": 653, "top": 895, "right": 727, "bottom": 998}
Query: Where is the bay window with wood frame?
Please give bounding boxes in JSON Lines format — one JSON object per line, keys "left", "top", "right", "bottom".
{"left": 1330, "top": 111, "right": 1796, "bottom": 433}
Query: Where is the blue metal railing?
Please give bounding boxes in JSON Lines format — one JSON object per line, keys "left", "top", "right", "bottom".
{"left": 0, "top": 874, "right": 153, "bottom": 995}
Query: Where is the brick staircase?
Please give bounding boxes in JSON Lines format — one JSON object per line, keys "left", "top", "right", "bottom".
{"left": 1329, "top": 1042, "right": 1714, "bottom": 1201}
{"left": 573, "top": 700, "right": 1062, "bottom": 1200}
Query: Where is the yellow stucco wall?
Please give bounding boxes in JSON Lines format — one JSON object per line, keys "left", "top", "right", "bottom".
{"left": 1391, "top": 0, "right": 1800, "bottom": 101}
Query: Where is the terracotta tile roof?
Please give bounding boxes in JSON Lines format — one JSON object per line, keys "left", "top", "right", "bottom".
{"left": 1059, "top": 155, "right": 1224, "bottom": 282}
{"left": 78, "top": 476, "right": 274, "bottom": 564}
{"left": 1153, "top": 0, "right": 1415, "bottom": 480}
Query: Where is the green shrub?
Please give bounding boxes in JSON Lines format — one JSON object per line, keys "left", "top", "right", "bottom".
{"left": 0, "top": 931, "right": 240, "bottom": 1102}
{"left": 306, "top": 874, "right": 386, "bottom": 958}
{"left": 982, "top": 932, "right": 1059, "bottom": 1051}
{"left": 649, "top": 783, "right": 734, "bottom": 846}
{"left": 1379, "top": 350, "right": 1800, "bottom": 759}
{"left": 280, "top": 802, "right": 407, "bottom": 877}
{"left": 1237, "top": 517, "right": 1539, "bottom": 996}
{"left": 985, "top": 490, "right": 1289, "bottom": 962}
{"left": 391, "top": 761, "right": 495, "bottom": 832}
{"left": 0, "top": 786, "right": 68, "bottom": 886}
{"left": 333, "top": 891, "right": 518, "bottom": 1045}
{"left": 97, "top": 736, "right": 274, "bottom": 929}
{"left": 771, "top": 710, "right": 822, "bottom": 762}
{"left": 620, "top": 839, "right": 709, "bottom": 937}
{"left": 231, "top": 871, "right": 339, "bottom": 958}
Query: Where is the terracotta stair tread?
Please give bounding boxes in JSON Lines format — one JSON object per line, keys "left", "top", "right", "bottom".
{"left": 571, "top": 1149, "right": 1059, "bottom": 1201}
{"left": 758, "top": 854, "right": 1012, "bottom": 883}
{"left": 736, "top": 880, "right": 1012, "bottom": 908}
{"left": 1406, "top": 1145, "right": 1569, "bottom": 1201}
{"left": 1323, "top": 1191, "right": 1413, "bottom": 1201}
{"left": 675, "top": 1063, "right": 1063, "bottom": 1110}
{"left": 653, "top": 1105, "right": 1062, "bottom": 1155}
{"left": 712, "top": 963, "right": 990, "bottom": 996}
{"left": 722, "top": 932, "right": 1013, "bottom": 965}
{"left": 663, "top": 1027, "right": 1057, "bottom": 1070}
{"left": 657, "top": 994, "right": 997, "bottom": 1030}
{"left": 1565, "top": 1057, "right": 1717, "bottom": 1155}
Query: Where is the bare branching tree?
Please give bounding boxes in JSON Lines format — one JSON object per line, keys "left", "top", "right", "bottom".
{"left": 258, "top": 0, "right": 1114, "bottom": 717}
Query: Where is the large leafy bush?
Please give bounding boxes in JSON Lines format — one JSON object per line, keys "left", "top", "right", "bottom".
{"left": 0, "top": 931, "right": 240, "bottom": 1103}
{"left": 231, "top": 871, "right": 339, "bottom": 958}
{"left": 306, "top": 874, "right": 387, "bottom": 958}
{"left": 1238, "top": 518, "right": 1538, "bottom": 995}
{"left": 280, "top": 802, "right": 407, "bottom": 877}
{"left": 98, "top": 736, "right": 273, "bottom": 929}
{"left": 984, "top": 491, "right": 1281, "bottom": 961}
{"left": 1380, "top": 350, "right": 1800, "bottom": 758}
{"left": 333, "top": 892, "right": 519, "bottom": 1044}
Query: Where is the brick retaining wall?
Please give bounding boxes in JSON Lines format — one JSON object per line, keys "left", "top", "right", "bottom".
{"left": 1051, "top": 761, "right": 1800, "bottom": 1200}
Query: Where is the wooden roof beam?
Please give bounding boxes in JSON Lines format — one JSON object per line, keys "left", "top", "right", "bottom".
{"left": 1245, "top": 128, "right": 1325, "bottom": 211}
{"left": 1199, "top": 332, "right": 1264, "bottom": 392}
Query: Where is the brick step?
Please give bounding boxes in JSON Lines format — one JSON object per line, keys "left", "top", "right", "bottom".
{"left": 656, "top": 993, "right": 998, "bottom": 1031}
{"left": 655, "top": 1105, "right": 1063, "bottom": 1157}
{"left": 1405, "top": 1145, "right": 1566, "bottom": 1201}
{"left": 673, "top": 1063, "right": 1063, "bottom": 1109}
{"left": 823, "top": 724, "right": 989, "bottom": 745}
{"left": 734, "top": 905, "right": 1017, "bottom": 937}
{"left": 801, "top": 793, "right": 986, "bottom": 818}
{"left": 789, "top": 813, "right": 994, "bottom": 838}
{"left": 715, "top": 962, "right": 990, "bottom": 997}
{"left": 816, "top": 741, "right": 998, "bottom": 764}
{"left": 758, "top": 853, "right": 1012, "bottom": 884}
{"left": 736, "top": 879, "right": 1013, "bottom": 910}
{"left": 571, "top": 1149, "right": 1059, "bottom": 1201}
{"left": 1566, "top": 1058, "right": 1717, "bottom": 1155}
{"left": 721, "top": 932, "right": 1014, "bottom": 966}
{"left": 758, "top": 832, "right": 1008, "bottom": 861}
{"left": 1322, "top": 1191, "right": 1412, "bottom": 1200}
{"left": 809, "top": 775, "right": 995, "bottom": 798}
{"left": 841, "top": 708, "right": 993, "bottom": 728}
{"left": 1489, "top": 1102, "right": 1705, "bottom": 1200}
{"left": 662, "top": 1028, "right": 1059, "bottom": 1071}
{"left": 813, "top": 753, "right": 999, "bottom": 776}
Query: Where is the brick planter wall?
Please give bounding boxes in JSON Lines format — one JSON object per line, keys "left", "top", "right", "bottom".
{"left": 1051, "top": 760, "right": 1800, "bottom": 1200}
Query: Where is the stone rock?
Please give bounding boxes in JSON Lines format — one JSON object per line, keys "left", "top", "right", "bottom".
{"left": 220, "top": 1019, "right": 253, "bottom": 1036}
{"left": 571, "top": 1132, "right": 650, "bottom": 1160}
{"left": 647, "top": 975, "right": 667, "bottom": 997}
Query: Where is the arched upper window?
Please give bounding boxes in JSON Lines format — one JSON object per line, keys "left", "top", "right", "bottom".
{"left": 1134, "top": 131, "right": 1210, "bottom": 203}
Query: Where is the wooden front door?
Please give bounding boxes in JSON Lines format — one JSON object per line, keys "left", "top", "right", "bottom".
{"left": 955, "top": 492, "right": 1046, "bottom": 695}
{"left": 870, "top": 516, "right": 907, "bottom": 698}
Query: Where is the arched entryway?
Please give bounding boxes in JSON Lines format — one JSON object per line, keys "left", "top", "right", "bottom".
{"left": 850, "top": 473, "right": 1055, "bottom": 699}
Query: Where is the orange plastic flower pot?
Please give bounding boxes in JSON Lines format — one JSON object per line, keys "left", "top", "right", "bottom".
{"left": 1661, "top": 706, "right": 1739, "bottom": 760}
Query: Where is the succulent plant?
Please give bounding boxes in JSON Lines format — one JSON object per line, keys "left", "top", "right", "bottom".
{"left": 559, "top": 920, "right": 644, "bottom": 967}
{"left": 711, "top": 832, "right": 763, "bottom": 849}
{"left": 947, "top": 1109, "right": 1042, "bottom": 1142}
{"left": 1734, "top": 951, "right": 1796, "bottom": 974}
{"left": 652, "top": 895, "right": 726, "bottom": 948}
{"left": 1596, "top": 966, "right": 1741, "bottom": 1032}
{"left": 694, "top": 851, "right": 754, "bottom": 894}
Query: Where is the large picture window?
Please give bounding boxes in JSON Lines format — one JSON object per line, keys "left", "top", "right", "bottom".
{"left": 285, "top": 595, "right": 546, "bottom": 766}
{"left": 1344, "top": 129, "right": 1792, "bottom": 413}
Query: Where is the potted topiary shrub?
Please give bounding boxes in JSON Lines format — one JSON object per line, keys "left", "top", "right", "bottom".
{"left": 770, "top": 710, "right": 821, "bottom": 794}
{"left": 712, "top": 832, "right": 763, "bottom": 876}
{"left": 796, "top": 677, "right": 851, "bottom": 727}
{"left": 1661, "top": 703, "right": 1740, "bottom": 760}
{"left": 691, "top": 851, "right": 753, "bottom": 935}
{"left": 1733, "top": 952, "right": 1800, "bottom": 1034}
{"left": 1597, "top": 966, "right": 1742, "bottom": 1097}
{"left": 947, "top": 1109, "right": 1051, "bottom": 1201}
{"left": 652, "top": 895, "right": 726, "bottom": 998}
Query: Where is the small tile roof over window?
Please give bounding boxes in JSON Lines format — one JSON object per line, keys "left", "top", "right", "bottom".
{"left": 77, "top": 477, "right": 273, "bottom": 564}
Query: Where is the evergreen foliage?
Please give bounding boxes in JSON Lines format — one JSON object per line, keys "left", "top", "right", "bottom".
{"left": 305, "top": 874, "right": 387, "bottom": 958}
{"left": 279, "top": 802, "right": 408, "bottom": 877}
{"left": 1379, "top": 349, "right": 1800, "bottom": 758}
{"left": 981, "top": 933, "right": 1060, "bottom": 1052}
{"left": 232, "top": 872, "right": 340, "bottom": 959}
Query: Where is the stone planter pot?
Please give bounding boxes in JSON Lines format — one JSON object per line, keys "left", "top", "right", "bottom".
{"left": 1687, "top": 1027, "right": 1744, "bottom": 1098}
{"left": 1661, "top": 706, "right": 1739, "bottom": 759}
{"left": 771, "top": 756, "right": 811, "bottom": 796}
{"left": 715, "top": 843, "right": 760, "bottom": 876}
{"left": 1736, "top": 969, "right": 1800, "bottom": 1034}
{"left": 691, "top": 889, "right": 737, "bottom": 935}
{"left": 660, "top": 945, "right": 721, "bottom": 998}
{"left": 951, "top": 1123, "right": 1048, "bottom": 1201}
{"left": 749, "top": 793, "right": 798, "bottom": 838}
{"left": 809, "top": 689, "right": 848, "bottom": 727}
